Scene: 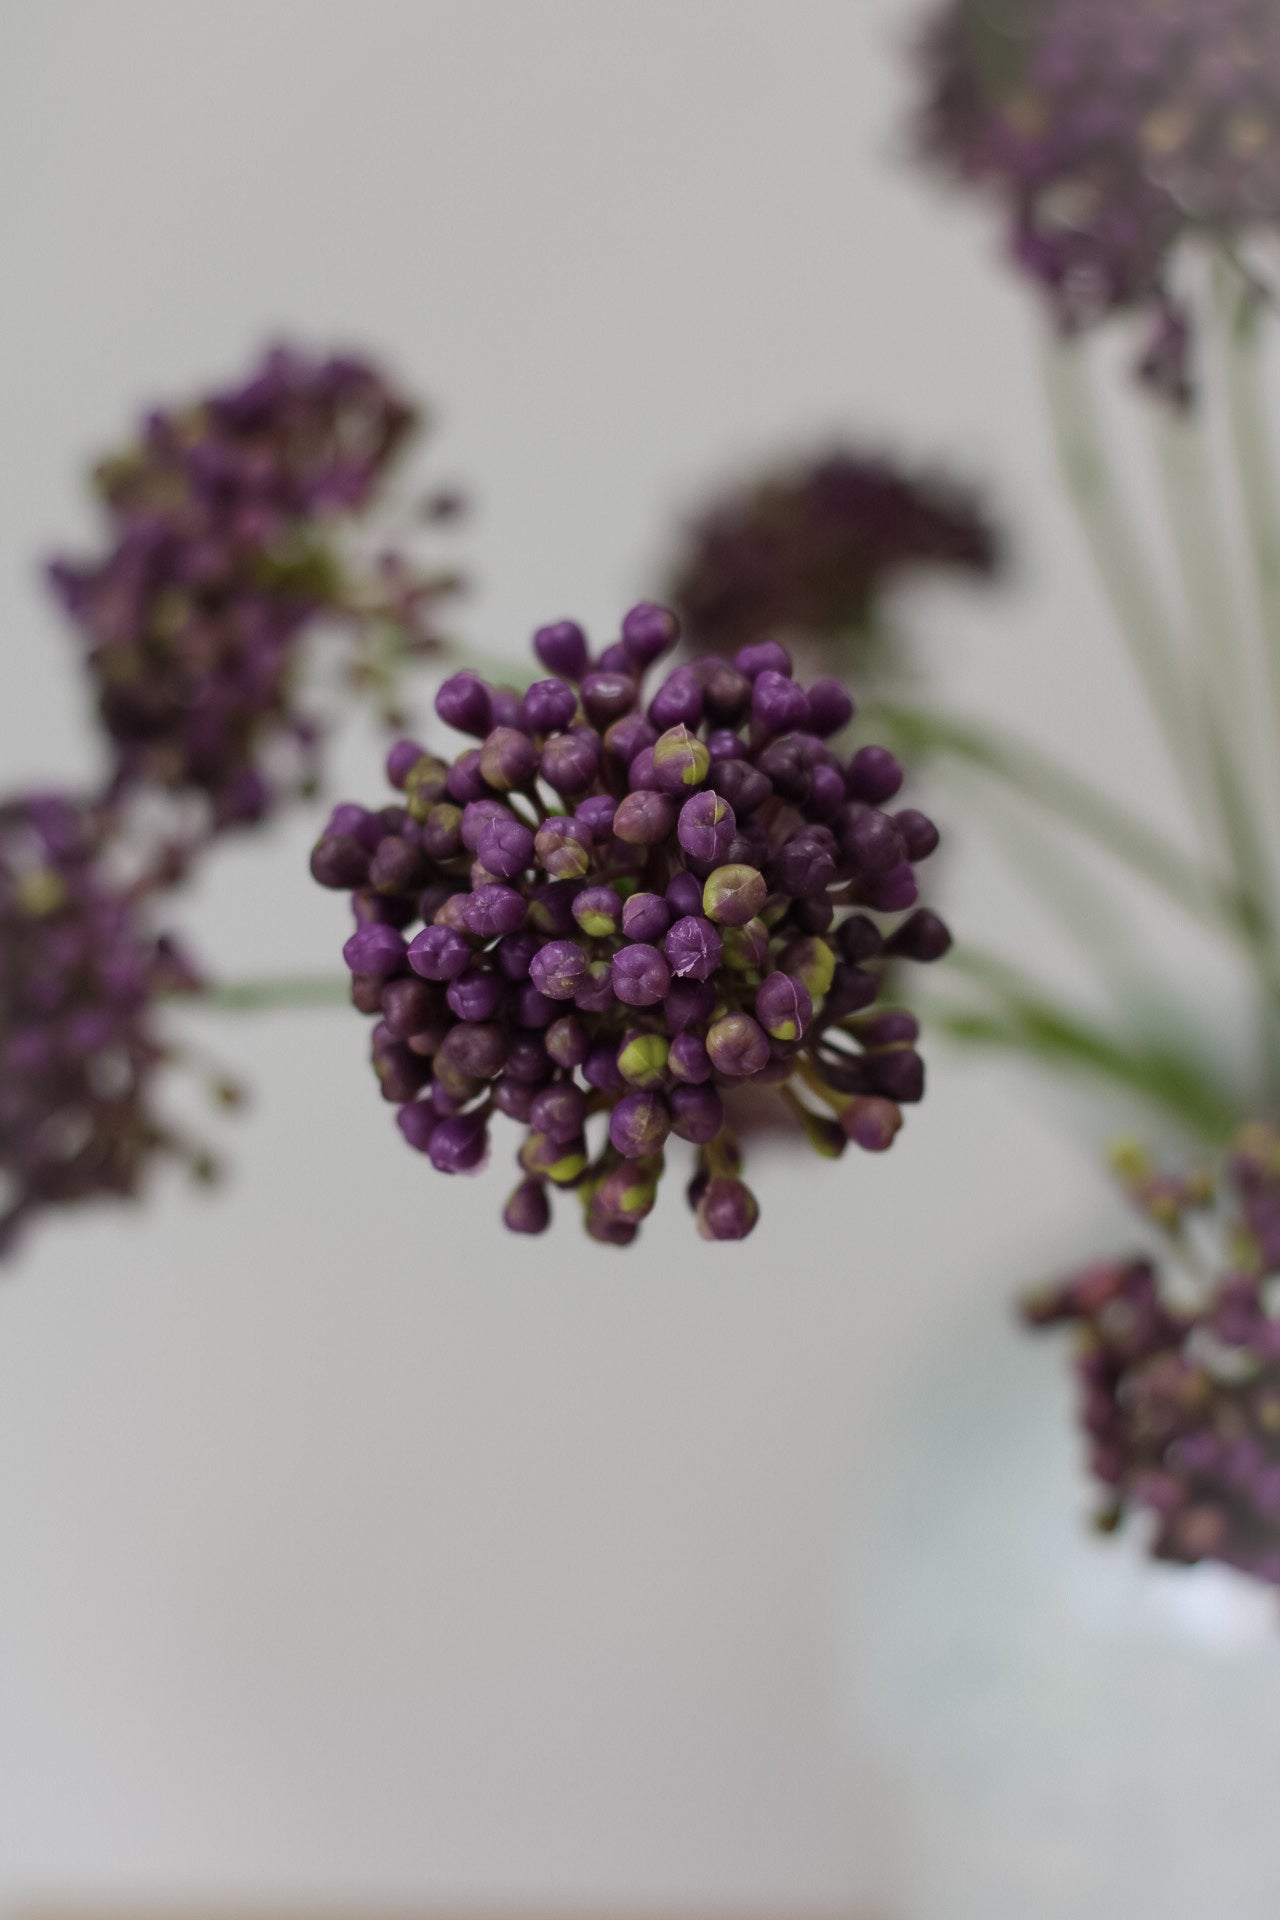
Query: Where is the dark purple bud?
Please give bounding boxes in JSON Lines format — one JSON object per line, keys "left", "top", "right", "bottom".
{"left": 573, "top": 886, "right": 623, "bottom": 937}
{"left": 647, "top": 666, "right": 703, "bottom": 730}
{"left": 540, "top": 729, "right": 600, "bottom": 795}
{"left": 584, "top": 1039, "right": 625, "bottom": 1091}
{"left": 842, "top": 805, "right": 906, "bottom": 874}
{"left": 480, "top": 725, "right": 539, "bottom": 791}
{"left": 593, "top": 1161, "right": 661, "bottom": 1226}
{"left": 887, "top": 909, "right": 952, "bottom": 962}
{"left": 396, "top": 1100, "right": 438, "bottom": 1153}
{"left": 706, "top": 728, "right": 748, "bottom": 762}
{"left": 894, "top": 809, "right": 940, "bottom": 861}
{"left": 521, "top": 1130, "right": 589, "bottom": 1185}
{"left": 439, "top": 1020, "right": 508, "bottom": 1079}
{"left": 605, "top": 712, "right": 656, "bottom": 764}
{"left": 628, "top": 748, "right": 657, "bottom": 789}
{"left": 529, "top": 1081, "right": 589, "bottom": 1142}
{"left": 752, "top": 669, "right": 809, "bottom": 737}
{"left": 534, "top": 618, "right": 589, "bottom": 680}
{"left": 841, "top": 1097, "right": 903, "bottom": 1153}
{"left": 476, "top": 815, "right": 536, "bottom": 879}
{"left": 613, "top": 789, "right": 678, "bottom": 846}
{"left": 860, "top": 1010, "right": 920, "bottom": 1047}
{"left": 463, "top": 884, "right": 527, "bottom": 939}
{"left": 386, "top": 739, "right": 427, "bottom": 788}
{"left": 574, "top": 794, "right": 617, "bottom": 840}
{"left": 436, "top": 671, "right": 493, "bottom": 738}
{"left": 581, "top": 671, "right": 636, "bottom": 726}
{"left": 755, "top": 971, "right": 813, "bottom": 1043}
{"left": 861, "top": 863, "right": 918, "bottom": 913}
{"left": 652, "top": 724, "right": 711, "bottom": 793}
{"left": 664, "top": 871, "right": 704, "bottom": 918}
{"left": 824, "top": 964, "right": 880, "bottom": 1020}
{"left": 755, "top": 736, "right": 813, "bottom": 804}
{"left": 429, "top": 1110, "right": 489, "bottom": 1174}
{"left": 522, "top": 678, "right": 578, "bottom": 734}
{"left": 516, "top": 982, "right": 558, "bottom": 1028}
{"left": 445, "top": 969, "right": 504, "bottom": 1023}
{"left": 503, "top": 1035, "right": 551, "bottom": 1083}
{"left": 808, "top": 764, "right": 846, "bottom": 822}
{"left": 702, "top": 665, "right": 752, "bottom": 726}
{"left": 404, "top": 756, "right": 451, "bottom": 810}
{"left": 711, "top": 758, "right": 772, "bottom": 815}
{"left": 793, "top": 895, "right": 835, "bottom": 935}
{"left": 494, "top": 1071, "right": 536, "bottom": 1120}
{"left": 461, "top": 799, "right": 508, "bottom": 852}
{"left": 871, "top": 1049, "right": 925, "bottom": 1104}
{"left": 490, "top": 687, "right": 522, "bottom": 730}
{"left": 665, "top": 978, "right": 717, "bottom": 1034}
{"left": 612, "top": 943, "right": 671, "bottom": 1007}
{"left": 545, "top": 1014, "right": 588, "bottom": 1068}
{"left": 668, "top": 1031, "right": 712, "bottom": 1083}
{"left": 695, "top": 1176, "right": 759, "bottom": 1240}
{"left": 343, "top": 923, "right": 407, "bottom": 976}
{"left": 534, "top": 814, "right": 593, "bottom": 879}
{"left": 421, "top": 804, "right": 464, "bottom": 861}
{"left": 609, "top": 1089, "right": 671, "bottom": 1159}
{"left": 621, "top": 600, "right": 680, "bottom": 667}
{"left": 527, "top": 881, "right": 580, "bottom": 936}
{"left": 504, "top": 1179, "right": 551, "bottom": 1234}
{"left": 597, "top": 642, "right": 631, "bottom": 673}
{"left": 381, "top": 976, "right": 440, "bottom": 1039}
{"left": 351, "top": 976, "right": 385, "bottom": 1014}
{"left": 587, "top": 1206, "right": 640, "bottom": 1246}
{"left": 310, "top": 834, "right": 370, "bottom": 889}
{"left": 668, "top": 1083, "right": 724, "bottom": 1146}
{"left": 706, "top": 1012, "right": 770, "bottom": 1077}
{"left": 677, "top": 790, "right": 736, "bottom": 865}
{"left": 528, "top": 939, "right": 589, "bottom": 1000}
{"left": 495, "top": 929, "right": 542, "bottom": 979}
{"left": 702, "top": 863, "right": 768, "bottom": 927}
{"left": 805, "top": 678, "right": 855, "bottom": 738}
{"left": 734, "top": 639, "right": 792, "bottom": 680}
{"left": 621, "top": 891, "right": 671, "bottom": 942}
{"left": 663, "top": 914, "right": 723, "bottom": 981}
{"left": 446, "top": 749, "right": 489, "bottom": 804}
{"left": 772, "top": 830, "right": 837, "bottom": 898}
{"left": 836, "top": 913, "right": 882, "bottom": 963}
{"left": 848, "top": 746, "right": 904, "bottom": 804}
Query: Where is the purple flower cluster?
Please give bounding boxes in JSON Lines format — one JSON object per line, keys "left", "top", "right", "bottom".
{"left": 49, "top": 345, "right": 458, "bottom": 830}
{"left": 917, "top": 0, "right": 1280, "bottom": 400}
{"left": 1026, "top": 1126, "right": 1280, "bottom": 1586}
{"left": 0, "top": 793, "right": 199, "bottom": 1258}
{"left": 668, "top": 448, "right": 999, "bottom": 658}
{"left": 312, "top": 602, "right": 950, "bottom": 1244}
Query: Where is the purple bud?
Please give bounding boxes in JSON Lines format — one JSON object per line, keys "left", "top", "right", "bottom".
{"left": 534, "top": 619, "right": 589, "bottom": 680}
{"left": 665, "top": 870, "right": 704, "bottom": 918}
{"left": 435, "top": 671, "right": 493, "bottom": 738}
{"left": 609, "top": 1089, "right": 671, "bottom": 1159}
{"left": 310, "top": 833, "right": 370, "bottom": 889}
{"left": 545, "top": 1014, "right": 589, "bottom": 1068}
{"left": 605, "top": 712, "right": 656, "bottom": 764}
{"left": 581, "top": 671, "right": 637, "bottom": 726}
{"left": 668, "top": 1031, "right": 712, "bottom": 1083}
{"left": 381, "top": 976, "right": 440, "bottom": 1039}
{"left": 734, "top": 639, "right": 792, "bottom": 681}
{"left": 529, "top": 939, "right": 589, "bottom": 1000}
{"left": 824, "top": 963, "right": 880, "bottom": 1020}
{"left": 446, "top": 749, "right": 489, "bottom": 804}
{"left": 669, "top": 1083, "right": 724, "bottom": 1144}
{"left": 540, "top": 729, "right": 600, "bottom": 795}
{"left": 522, "top": 678, "right": 579, "bottom": 734}
{"left": 755, "top": 971, "right": 813, "bottom": 1042}
{"left": 480, "top": 725, "right": 539, "bottom": 791}
{"left": 695, "top": 1176, "right": 759, "bottom": 1240}
{"left": 663, "top": 914, "right": 723, "bottom": 981}
{"left": 628, "top": 747, "right": 657, "bottom": 789}
{"left": 516, "top": 983, "right": 558, "bottom": 1028}
{"left": 612, "top": 943, "right": 672, "bottom": 1007}
{"left": 463, "top": 884, "right": 527, "bottom": 939}
{"left": 870, "top": 1049, "right": 925, "bottom": 1103}
{"left": 534, "top": 815, "right": 593, "bottom": 879}
{"left": 841, "top": 805, "right": 906, "bottom": 874}
{"left": 527, "top": 881, "right": 580, "bottom": 936}
{"left": 573, "top": 885, "right": 623, "bottom": 937}
{"left": 836, "top": 913, "right": 882, "bottom": 963}
{"left": 702, "top": 864, "right": 768, "bottom": 926}
{"left": 705, "top": 1012, "right": 770, "bottom": 1077}
{"left": 752, "top": 669, "right": 809, "bottom": 737}
{"left": 772, "top": 830, "right": 837, "bottom": 899}
{"left": 597, "top": 642, "right": 631, "bottom": 673}
{"left": 887, "top": 909, "right": 951, "bottom": 962}
{"left": 861, "top": 863, "right": 918, "bottom": 913}
{"left": 702, "top": 665, "right": 752, "bottom": 726}
{"left": 894, "top": 809, "right": 940, "bottom": 861}
{"left": 504, "top": 1179, "right": 551, "bottom": 1233}
{"left": 806, "top": 678, "right": 855, "bottom": 738}
{"left": 574, "top": 794, "right": 617, "bottom": 840}
{"left": 461, "top": 799, "right": 508, "bottom": 852}
{"left": 755, "top": 736, "right": 813, "bottom": 804}
{"left": 421, "top": 804, "right": 464, "bottom": 861}
{"left": 428, "top": 1111, "right": 489, "bottom": 1174}
{"left": 495, "top": 929, "right": 542, "bottom": 979}
{"left": 613, "top": 789, "right": 678, "bottom": 847}
{"left": 652, "top": 724, "right": 711, "bottom": 793}
{"left": 848, "top": 745, "right": 904, "bottom": 804}
{"left": 503, "top": 1035, "right": 551, "bottom": 1083}
{"left": 386, "top": 738, "right": 427, "bottom": 788}
{"left": 490, "top": 688, "right": 522, "bottom": 729}
{"left": 711, "top": 758, "right": 772, "bottom": 815}
{"left": 678, "top": 790, "right": 736, "bottom": 865}
{"left": 343, "top": 923, "right": 407, "bottom": 976}
{"left": 665, "top": 978, "right": 717, "bottom": 1033}
{"left": 475, "top": 816, "right": 536, "bottom": 880}
{"left": 720, "top": 917, "right": 770, "bottom": 969}
{"left": 647, "top": 666, "right": 703, "bottom": 730}
{"left": 706, "top": 728, "right": 748, "bottom": 762}
{"left": 439, "top": 1020, "right": 508, "bottom": 1079}
{"left": 621, "top": 891, "right": 671, "bottom": 942}
{"left": 396, "top": 1100, "right": 438, "bottom": 1153}
{"left": 621, "top": 601, "right": 680, "bottom": 667}
{"left": 529, "top": 1081, "right": 589, "bottom": 1141}
{"left": 841, "top": 1097, "right": 903, "bottom": 1153}
{"left": 584, "top": 1039, "right": 625, "bottom": 1091}
{"left": 445, "top": 969, "right": 504, "bottom": 1022}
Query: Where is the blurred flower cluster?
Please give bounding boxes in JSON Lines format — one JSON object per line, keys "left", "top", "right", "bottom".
{"left": 312, "top": 604, "right": 949, "bottom": 1242}
{"left": 918, "top": 0, "right": 1280, "bottom": 400}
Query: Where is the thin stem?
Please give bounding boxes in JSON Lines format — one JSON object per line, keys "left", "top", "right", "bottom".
{"left": 182, "top": 976, "right": 351, "bottom": 1013}
{"left": 1219, "top": 270, "right": 1280, "bottom": 761}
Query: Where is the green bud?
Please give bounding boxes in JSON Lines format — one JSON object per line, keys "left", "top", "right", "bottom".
{"left": 520, "top": 1132, "right": 589, "bottom": 1186}
{"left": 721, "top": 916, "right": 771, "bottom": 971}
{"left": 16, "top": 867, "right": 66, "bottom": 917}
{"left": 780, "top": 935, "right": 835, "bottom": 999}
{"left": 653, "top": 723, "right": 710, "bottom": 789}
{"left": 404, "top": 753, "right": 451, "bottom": 818}
{"left": 617, "top": 1031, "right": 670, "bottom": 1088}
{"left": 702, "top": 863, "right": 768, "bottom": 927}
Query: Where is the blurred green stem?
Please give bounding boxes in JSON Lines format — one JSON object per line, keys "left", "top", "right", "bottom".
{"left": 187, "top": 977, "right": 350, "bottom": 1013}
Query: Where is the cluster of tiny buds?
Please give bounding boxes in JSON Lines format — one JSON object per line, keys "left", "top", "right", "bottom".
{"left": 1025, "top": 1125, "right": 1280, "bottom": 1588}
{"left": 312, "top": 601, "right": 950, "bottom": 1244}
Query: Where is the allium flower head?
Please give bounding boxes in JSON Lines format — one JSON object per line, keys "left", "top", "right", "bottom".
{"left": 49, "top": 345, "right": 460, "bottom": 830}
{"left": 0, "top": 793, "right": 200, "bottom": 1258}
{"left": 668, "top": 448, "right": 999, "bottom": 659}
{"left": 917, "top": 0, "right": 1280, "bottom": 400}
{"left": 312, "top": 602, "right": 950, "bottom": 1245}
{"left": 1027, "top": 1125, "right": 1280, "bottom": 1587}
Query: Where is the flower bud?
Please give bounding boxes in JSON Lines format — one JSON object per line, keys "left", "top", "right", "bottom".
{"left": 480, "top": 725, "right": 539, "bottom": 791}
{"left": 663, "top": 914, "right": 723, "bottom": 981}
{"left": 504, "top": 1179, "right": 551, "bottom": 1233}
{"left": 613, "top": 789, "right": 678, "bottom": 846}
{"left": 529, "top": 939, "right": 590, "bottom": 1000}
{"left": 343, "top": 923, "right": 407, "bottom": 976}
{"left": 695, "top": 1175, "right": 759, "bottom": 1239}
{"left": 705, "top": 1012, "right": 770, "bottom": 1077}
{"left": 702, "top": 863, "right": 768, "bottom": 926}
{"left": 435, "top": 671, "right": 493, "bottom": 738}
{"left": 755, "top": 971, "right": 813, "bottom": 1042}
{"left": 677, "top": 790, "right": 735, "bottom": 864}
{"left": 534, "top": 815, "right": 593, "bottom": 879}
{"left": 621, "top": 891, "right": 671, "bottom": 942}
{"left": 617, "top": 1031, "right": 671, "bottom": 1087}
{"left": 669, "top": 1084, "right": 724, "bottom": 1144}
{"left": 621, "top": 600, "right": 680, "bottom": 667}
{"left": 612, "top": 943, "right": 672, "bottom": 1007}
{"left": 609, "top": 1089, "right": 672, "bottom": 1159}
{"left": 652, "top": 723, "right": 711, "bottom": 793}
{"left": 572, "top": 886, "right": 623, "bottom": 937}
{"left": 522, "top": 678, "right": 578, "bottom": 734}
{"left": 533, "top": 619, "right": 588, "bottom": 680}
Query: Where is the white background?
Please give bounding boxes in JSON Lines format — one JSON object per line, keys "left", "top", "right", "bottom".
{"left": 0, "top": 2, "right": 1243, "bottom": 1912}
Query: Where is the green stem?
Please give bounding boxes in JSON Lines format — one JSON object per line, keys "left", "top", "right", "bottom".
{"left": 184, "top": 976, "right": 351, "bottom": 1013}
{"left": 1219, "top": 269, "right": 1280, "bottom": 765}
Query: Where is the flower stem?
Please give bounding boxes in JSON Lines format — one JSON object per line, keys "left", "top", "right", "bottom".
{"left": 185, "top": 976, "right": 351, "bottom": 1013}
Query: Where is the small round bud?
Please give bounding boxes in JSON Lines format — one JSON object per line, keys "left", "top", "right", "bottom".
{"left": 343, "top": 923, "right": 407, "bottom": 976}
{"left": 720, "top": 917, "right": 770, "bottom": 971}
{"left": 533, "top": 619, "right": 589, "bottom": 680}
{"left": 702, "top": 864, "right": 768, "bottom": 927}
{"left": 396, "top": 1101, "right": 438, "bottom": 1153}
{"left": 668, "top": 1032, "right": 712, "bottom": 1083}
{"left": 444, "top": 970, "right": 504, "bottom": 1023}
{"left": 894, "top": 808, "right": 940, "bottom": 861}
{"left": 386, "top": 739, "right": 428, "bottom": 788}
{"left": 755, "top": 971, "right": 813, "bottom": 1043}
{"left": 529, "top": 939, "right": 590, "bottom": 1000}
{"left": 463, "top": 884, "right": 527, "bottom": 939}
{"left": 652, "top": 724, "right": 711, "bottom": 793}
{"left": 540, "top": 730, "right": 600, "bottom": 795}
{"left": 617, "top": 1032, "right": 671, "bottom": 1087}
{"left": 534, "top": 815, "right": 593, "bottom": 879}
{"left": 621, "top": 891, "right": 671, "bottom": 942}
{"left": 529, "top": 1081, "right": 589, "bottom": 1141}
{"left": 613, "top": 790, "right": 678, "bottom": 846}
{"left": 778, "top": 935, "right": 836, "bottom": 1000}
{"left": 621, "top": 601, "right": 680, "bottom": 667}
{"left": 734, "top": 639, "right": 792, "bottom": 680}
{"left": 678, "top": 790, "right": 736, "bottom": 864}
{"left": 665, "top": 870, "right": 704, "bottom": 918}
{"left": 887, "top": 909, "right": 952, "bottom": 962}
{"left": 407, "top": 923, "right": 472, "bottom": 981}
{"left": 805, "top": 678, "right": 855, "bottom": 738}
{"left": 435, "top": 671, "right": 493, "bottom": 738}
{"left": 545, "top": 1015, "right": 588, "bottom": 1068}
{"left": 504, "top": 1180, "right": 551, "bottom": 1233}
{"left": 609, "top": 1089, "right": 672, "bottom": 1159}
{"left": 669, "top": 1084, "right": 724, "bottom": 1144}
{"left": 751, "top": 669, "right": 809, "bottom": 737}
{"left": 475, "top": 815, "right": 535, "bottom": 880}
{"left": 480, "top": 725, "right": 539, "bottom": 791}
{"left": 705, "top": 1012, "right": 770, "bottom": 1077}
{"left": 841, "top": 1097, "right": 903, "bottom": 1153}
{"left": 522, "top": 678, "right": 578, "bottom": 734}
{"left": 695, "top": 1176, "right": 759, "bottom": 1240}
{"left": 647, "top": 666, "right": 703, "bottom": 730}
{"left": 848, "top": 745, "right": 904, "bottom": 804}
{"left": 581, "top": 671, "right": 637, "bottom": 727}
{"left": 612, "top": 943, "right": 672, "bottom": 1007}
{"left": 428, "top": 1111, "right": 489, "bottom": 1174}
{"left": 663, "top": 914, "right": 723, "bottom": 981}
{"left": 573, "top": 886, "right": 623, "bottom": 937}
